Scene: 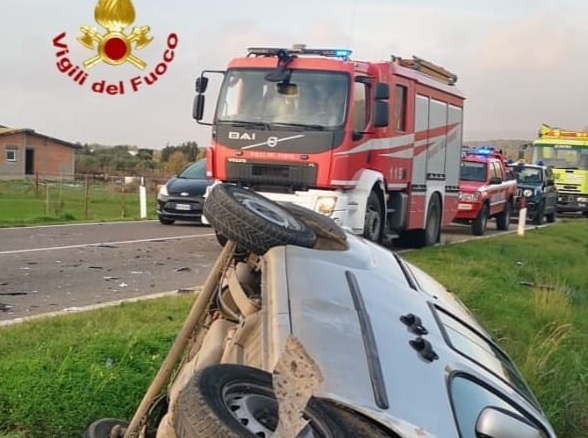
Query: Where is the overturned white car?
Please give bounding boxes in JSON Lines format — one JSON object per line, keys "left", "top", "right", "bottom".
{"left": 86, "top": 184, "right": 557, "bottom": 438}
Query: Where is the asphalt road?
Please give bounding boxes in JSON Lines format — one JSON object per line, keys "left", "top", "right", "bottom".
{"left": 0, "top": 221, "right": 220, "bottom": 323}
{"left": 0, "top": 218, "right": 522, "bottom": 324}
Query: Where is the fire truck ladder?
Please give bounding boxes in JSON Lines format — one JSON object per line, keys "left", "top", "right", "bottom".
{"left": 391, "top": 55, "right": 458, "bottom": 85}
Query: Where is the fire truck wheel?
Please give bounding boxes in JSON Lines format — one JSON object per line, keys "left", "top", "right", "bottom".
{"left": 279, "top": 202, "right": 348, "bottom": 246}
{"left": 472, "top": 204, "right": 489, "bottom": 236}
{"left": 496, "top": 199, "right": 512, "bottom": 230}
{"left": 173, "top": 364, "right": 352, "bottom": 438}
{"left": 363, "top": 192, "right": 383, "bottom": 243}
{"left": 203, "top": 184, "right": 317, "bottom": 255}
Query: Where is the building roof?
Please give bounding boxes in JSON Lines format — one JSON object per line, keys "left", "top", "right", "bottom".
{"left": 0, "top": 126, "right": 80, "bottom": 149}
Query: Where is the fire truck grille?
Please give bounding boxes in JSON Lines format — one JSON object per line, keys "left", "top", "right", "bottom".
{"left": 226, "top": 161, "right": 317, "bottom": 190}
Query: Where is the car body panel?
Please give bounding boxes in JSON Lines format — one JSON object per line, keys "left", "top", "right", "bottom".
{"left": 259, "top": 234, "right": 555, "bottom": 437}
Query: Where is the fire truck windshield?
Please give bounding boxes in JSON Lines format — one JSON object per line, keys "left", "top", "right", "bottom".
{"left": 532, "top": 145, "right": 588, "bottom": 169}
{"left": 215, "top": 69, "right": 349, "bottom": 129}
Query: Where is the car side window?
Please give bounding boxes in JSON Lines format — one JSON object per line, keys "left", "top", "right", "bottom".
{"left": 451, "top": 375, "right": 549, "bottom": 438}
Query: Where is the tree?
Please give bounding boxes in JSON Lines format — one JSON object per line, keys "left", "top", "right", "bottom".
{"left": 165, "top": 151, "right": 189, "bottom": 175}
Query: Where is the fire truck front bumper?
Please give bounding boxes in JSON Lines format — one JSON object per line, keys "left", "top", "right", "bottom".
{"left": 557, "top": 194, "right": 588, "bottom": 213}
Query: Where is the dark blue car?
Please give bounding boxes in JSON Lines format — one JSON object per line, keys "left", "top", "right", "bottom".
{"left": 508, "top": 161, "right": 558, "bottom": 224}
{"left": 156, "top": 159, "right": 213, "bottom": 225}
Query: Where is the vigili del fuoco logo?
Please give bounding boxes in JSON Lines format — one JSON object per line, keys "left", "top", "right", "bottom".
{"left": 52, "top": 0, "right": 178, "bottom": 95}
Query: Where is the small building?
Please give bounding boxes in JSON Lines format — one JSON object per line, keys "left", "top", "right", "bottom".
{"left": 0, "top": 125, "right": 79, "bottom": 180}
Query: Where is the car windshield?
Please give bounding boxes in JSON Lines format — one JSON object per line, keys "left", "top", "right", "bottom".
{"left": 511, "top": 166, "right": 542, "bottom": 184}
{"left": 215, "top": 69, "right": 349, "bottom": 128}
{"left": 178, "top": 160, "right": 207, "bottom": 179}
{"left": 460, "top": 162, "right": 487, "bottom": 182}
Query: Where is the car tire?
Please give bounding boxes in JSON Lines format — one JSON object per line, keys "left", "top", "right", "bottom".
{"left": 84, "top": 418, "right": 129, "bottom": 438}
{"left": 496, "top": 200, "right": 512, "bottom": 231}
{"left": 279, "top": 202, "right": 347, "bottom": 246}
{"left": 472, "top": 203, "right": 489, "bottom": 236}
{"left": 159, "top": 216, "right": 175, "bottom": 225}
{"left": 172, "top": 364, "right": 352, "bottom": 438}
{"left": 533, "top": 201, "right": 545, "bottom": 225}
{"left": 203, "top": 184, "right": 316, "bottom": 255}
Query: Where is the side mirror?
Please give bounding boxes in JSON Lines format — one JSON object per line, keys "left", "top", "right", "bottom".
{"left": 489, "top": 176, "right": 502, "bottom": 185}
{"left": 193, "top": 94, "right": 205, "bottom": 121}
{"left": 195, "top": 76, "right": 209, "bottom": 93}
{"left": 476, "top": 407, "right": 546, "bottom": 438}
{"left": 375, "top": 82, "right": 389, "bottom": 100}
{"left": 546, "top": 179, "right": 554, "bottom": 186}
{"left": 373, "top": 101, "right": 389, "bottom": 128}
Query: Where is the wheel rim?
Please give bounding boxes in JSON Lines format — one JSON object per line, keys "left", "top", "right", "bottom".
{"left": 222, "top": 382, "right": 326, "bottom": 438}
{"left": 233, "top": 192, "right": 304, "bottom": 231}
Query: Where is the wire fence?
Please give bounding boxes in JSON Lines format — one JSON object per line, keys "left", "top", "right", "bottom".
{"left": 0, "top": 173, "right": 171, "bottom": 224}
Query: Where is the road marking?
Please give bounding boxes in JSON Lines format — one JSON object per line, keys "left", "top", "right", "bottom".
{"left": 0, "top": 220, "right": 158, "bottom": 231}
{"left": 0, "top": 233, "right": 215, "bottom": 256}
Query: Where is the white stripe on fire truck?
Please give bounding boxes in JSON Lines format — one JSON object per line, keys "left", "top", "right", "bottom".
{"left": 334, "top": 133, "right": 415, "bottom": 155}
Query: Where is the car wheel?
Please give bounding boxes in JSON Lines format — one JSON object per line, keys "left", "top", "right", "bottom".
{"left": 279, "top": 202, "right": 347, "bottom": 247}
{"left": 472, "top": 204, "right": 489, "bottom": 236}
{"left": 159, "top": 216, "right": 175, "bottom": 225}
{"left": 203, "top": 184, "right": 316, "bottom": 255}
{"left": 84, "top": 418, "right": 129, "bottom": 438}
{"left": 172, "top": 364, "right": 352, "bottom": 438}
{"left": 363, "top": 191, "right": 383, "bottom": 243}
{"left": 496, "top": 200, "right": 512, "bottom": 230}
{"left": 533, "top": 201, "right": 545, "bottom": 225}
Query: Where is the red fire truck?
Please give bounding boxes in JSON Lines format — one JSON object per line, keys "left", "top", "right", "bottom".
{"left": 193, "top": 45, "right": 464, "bottom": 247}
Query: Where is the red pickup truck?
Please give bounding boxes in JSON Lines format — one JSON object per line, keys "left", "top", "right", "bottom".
{"left": 453, "top": 147, "right": 517, "bottom": 235}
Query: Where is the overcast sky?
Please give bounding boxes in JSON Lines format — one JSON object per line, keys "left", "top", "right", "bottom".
{"left": 1, "top": 0, "right": 587, "bottom": 150}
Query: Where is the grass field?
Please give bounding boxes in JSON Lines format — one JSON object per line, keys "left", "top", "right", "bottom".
{"left": 0, "top": 180, "right": 158, "bottom": 226}
{"left": 0, "top": 219, "right": 586, "bottom": 438}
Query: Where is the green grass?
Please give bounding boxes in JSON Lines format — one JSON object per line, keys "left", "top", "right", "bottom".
{"left": 0, "top": 220, "right": 586, "bottom": 437}
{"left": 0, "top": 180, "right": 158, "bottom": 226}
{"left": 403, "top": 219, "right": 588, "bottom": 436}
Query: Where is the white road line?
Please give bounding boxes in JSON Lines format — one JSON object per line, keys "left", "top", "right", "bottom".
{"left": 0, "top": 233, "right": 215, "bottom": 256}
{"left": 0, "top": 220, "right": 158, "bottom": 231}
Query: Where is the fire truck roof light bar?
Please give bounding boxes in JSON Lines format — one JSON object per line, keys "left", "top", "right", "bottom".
{"left": 247, "top": 46, "right": 353, "bottom": 59}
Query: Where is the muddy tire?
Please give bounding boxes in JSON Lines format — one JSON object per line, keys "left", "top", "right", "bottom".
{"left": 472, "top": 203, "right": 489, "bottom": 236}
{"left": 363, "top": 192, "right": 383, "bottom": 243}
{"left": 279, "top": 202, "right": 347, "bottom": 246}
{"left": 173, "top": 364, "right": 352, "bottom": 438}
{"left": 203, "top": 184, "right": 316, "bottom": 255}
{"left": 84, "top": 418, "right": 129, "bottom": 438}
{"left": 496, "top": 200, "right": 512, "bottom": 230}
{"left": 406, "top": 194, "right": 441, "bottom": 248}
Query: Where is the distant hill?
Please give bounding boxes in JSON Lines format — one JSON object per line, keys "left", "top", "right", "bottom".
{"left": 463, "top": 139, "right": 534, "bottom": 161}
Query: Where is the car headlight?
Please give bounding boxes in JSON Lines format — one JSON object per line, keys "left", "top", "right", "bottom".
{"left": 158, "top": 184, "right": 169, "bottom": 197}
{"left": 459, "top": 192, "right": 479, "bottom": 202}
{"left": 578, "top": 197, "right": 588, "bottom": 203}
{"left": 523, "top": 189, "right": 533, "bottom": 197}
{"left": 315, "top": 196, "right": 337, "bottom": 215}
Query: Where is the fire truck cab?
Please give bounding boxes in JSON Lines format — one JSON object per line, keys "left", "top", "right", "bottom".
{"left": 193, "top": 45, "right": 465, "bottom": 247}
